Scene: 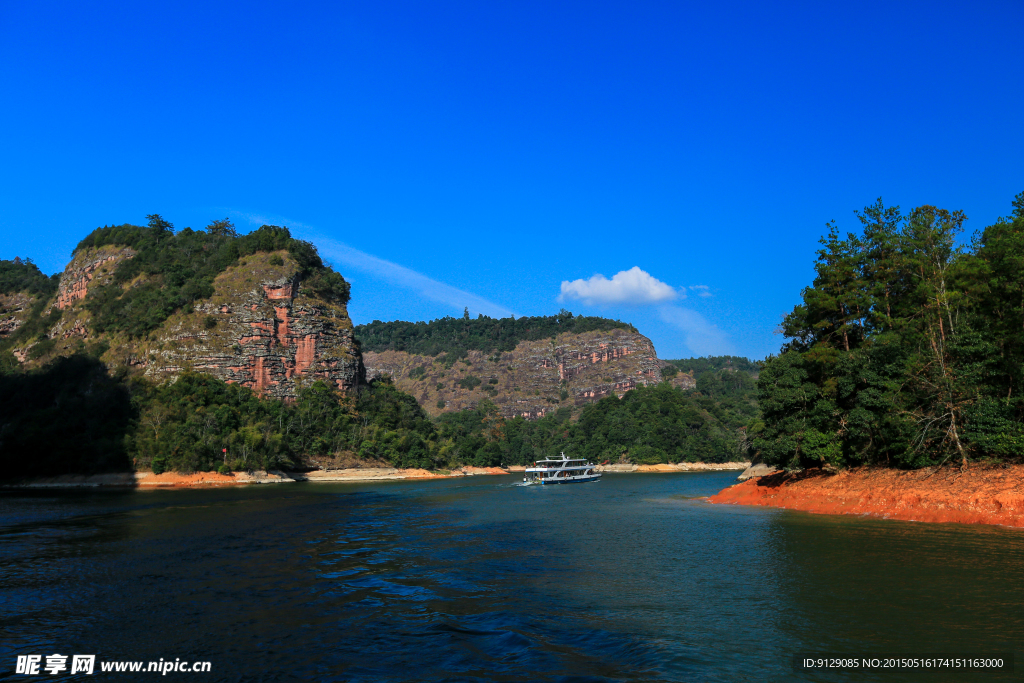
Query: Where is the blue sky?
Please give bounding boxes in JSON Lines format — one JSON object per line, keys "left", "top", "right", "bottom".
{"left": 2, "top": 1, "right": 1021, "bottom": 360}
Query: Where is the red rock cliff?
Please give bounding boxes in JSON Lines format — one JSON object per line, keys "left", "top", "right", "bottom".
{"left": 146, "top": 254, "right": 362, "bottom": 398}
{"left": 14, "top": 249, "right": 361, "bottom": 400}
{"left": 363, "top": 329, "right": 663, "bottom": 419}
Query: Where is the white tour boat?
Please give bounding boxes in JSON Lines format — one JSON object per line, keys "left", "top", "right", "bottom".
{"left": 523, "top": 453, "right": 602, "bottom": 485}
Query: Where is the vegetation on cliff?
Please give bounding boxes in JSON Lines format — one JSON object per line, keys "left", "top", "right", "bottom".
{"left": 0, "top": 261, "right": 64, "bottom": 367}
{"left": 756, "top": 192, "right": 1024, "bottom": 470}
{"left": 355, "top": 309, "right": 635, "bottom": 365}
{"left": 0, "top": 258, "right": 58, "bottom": 297}
{"left": 77, "top": 216, "right": 350, "bottom": 338}
{"left": 663, "top": 356, "right": 760, "bottom": 379}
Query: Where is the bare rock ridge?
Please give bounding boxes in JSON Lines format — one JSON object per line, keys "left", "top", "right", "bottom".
{"left": 46, "top": 245, "right": 137, "bottom": 342}
{"left": 364, "top": 328, "right": 676, "bottom": 419}
{"left": 53, "top": 246, "right": 137, "bottom": 311}
{"left": 20, "top": 247, "right": 361, "bottom": 400}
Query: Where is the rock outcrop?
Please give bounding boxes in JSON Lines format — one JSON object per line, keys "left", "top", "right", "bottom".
{"left": 16, "top": 249, "right": 361, "bottom": 400}
{"left": 736, "top": 462, "right": 779, "bottom": 481}
{"left": 42, "top": 245, "right": 138, "bottom": 343}
{"left": 363, "top": 328, "right": 664, "bottom": 418}
{"left": 0, "top": 292, "right": 34, "bottom": 339}
{"left": 52, "top": 246, "right": 137, "bottom": 311}
{"left": 138, "top": 253, "right": 361, "bottom": 398}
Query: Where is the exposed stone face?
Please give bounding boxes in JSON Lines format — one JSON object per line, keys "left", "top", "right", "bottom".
{"left": 10, "top": 250, "right": 361, "bottom": 400}
{"left": 363, "top": 329, "right": 664, "bottom": 419}
{"left": 0, "top": 292, "right": 34, "bottom": 339}
{"left": 53, "top": 246, "right": 136, "bottom": 311}
{"left": 36, "top": 246, "right": 140, "bottom": 345}
{"left": 145, "top": 255, "right": 362, "bottom": 399}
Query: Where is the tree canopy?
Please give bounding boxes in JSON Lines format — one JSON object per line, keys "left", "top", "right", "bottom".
{"left": 0, "top": 258, "right": 58, "bottom": 297}
{"left": 665, "top": 356, "right": 760, "bottom": 379}
{"left": 355, "top": 309, "right": 636, "bottom": 363}
{"left": 755, "top": 192, "right": 1024, "bottom": 470}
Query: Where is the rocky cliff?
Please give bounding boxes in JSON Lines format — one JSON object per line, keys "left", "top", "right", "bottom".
{"left": 13, "top": 247, "right": 361, "bottom": 399}
{"left": 363, "top": 328, "right": 664, "bottom": 418}
{"left": 45, "top": 245, "right": 137, "bottom": 343}
{"left": 0, "top": 292, "right": 35, "bottom": 341}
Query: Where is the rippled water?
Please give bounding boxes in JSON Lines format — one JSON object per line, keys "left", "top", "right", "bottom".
{"left": 2, "top": 472, "right": 1022, "bottom": 681}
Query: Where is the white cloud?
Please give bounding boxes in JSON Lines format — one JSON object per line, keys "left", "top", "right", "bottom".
{"left": 231, "top": 211, "right": 515, "bottom": 318}
{"left": 657, "top": 305, "right": 735, "bottom": 356}
{"left": 558, "top": 266, "right": 679, "bottom": 306}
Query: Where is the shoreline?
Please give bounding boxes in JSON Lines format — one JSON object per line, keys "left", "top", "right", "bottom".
{"left": 0, "top": 467, "right": 510, "bottom": 489}
{"left": 1, "top": 462, "right": 750, "bottom": 489}
{"left": 709, "top": 465, "right": 1024, "bottom": 528}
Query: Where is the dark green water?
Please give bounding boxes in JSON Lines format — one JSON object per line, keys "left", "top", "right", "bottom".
{"left": 1, "top": 471, "right": 1021, "bottom": 681}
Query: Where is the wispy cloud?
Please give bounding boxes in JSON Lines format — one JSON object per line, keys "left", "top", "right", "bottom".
{"left": 231, "top": 211, "right": 515, "bottom": 318}
{"left": 688, "top": 285, "right": 713, "bottom": 298}
{"left": 657, "top": 305, "right": 734, "bottom": 356}
{"left": 558, "top": 266, "right": 679, "bottom": 306}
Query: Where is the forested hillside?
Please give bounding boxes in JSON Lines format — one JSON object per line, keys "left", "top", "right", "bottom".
{"left": 504, "top": 381, "right": 754, "bottom": 465}
{"left": 1, "top": 216, "right": 350, "bottom": 361}
{"left": 0, "top": 356, "right": 440, "bottom": 477}
{"left": 0, "top": 258, "right": 58, "bottom": 297}
{"left": 74, "top": 216, "right": 349, "bottom": 338}
{"left": 355, "top": 310, "right": 635, "bottom": 365}
{"left": 755, "top": 193, "right": 1024, "bottom": 470}
{"left": 0, "top": 259, "right": 61, "bottom": 371}
{"left": 662, "top": 355, "right": 760, "bottom": 378}
{"left": 1, "top": 216, "right": 760, "bottom": 477}
{"left": 0, "top": 356, "right": 752, "bottom": 477}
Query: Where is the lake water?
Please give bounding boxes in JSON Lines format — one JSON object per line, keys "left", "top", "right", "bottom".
{"left": 1, "top": 472, "right": 1021, "bottom": 681}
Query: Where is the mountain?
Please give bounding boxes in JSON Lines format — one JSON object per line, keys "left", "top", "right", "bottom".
{"left": 361, "top": 324, "right": 667, "bottom": 419}
{"left": 2, "top": 221, "right": 361, "bottom": 399}
{"left": 0, "top": 217, "right": 760, "bottom": 477}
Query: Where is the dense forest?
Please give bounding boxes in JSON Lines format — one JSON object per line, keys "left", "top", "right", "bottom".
{"left": 355, "top": 310, "right": 635, "bottom": 364}
{"left": 503, "top": 379, "right": 755, "bottom": 465}
{"left": 0, "top": 258, "right": 59, "bottom": 298}
{"left": 755, "top": 192, "right": 1024, "bottom": 470}
{"left": 0, "top": 354, "right": 441, "bottom": 476}
{"left": 0, "top": 355, "right": 755, "bottom": 477}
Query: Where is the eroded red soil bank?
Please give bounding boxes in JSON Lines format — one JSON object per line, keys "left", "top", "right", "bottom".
{"left": 709, "top": 465, "right": 1024, "bottom": 528}
{"left": 3, "top": 467, "right": 514, "bottom": 489}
